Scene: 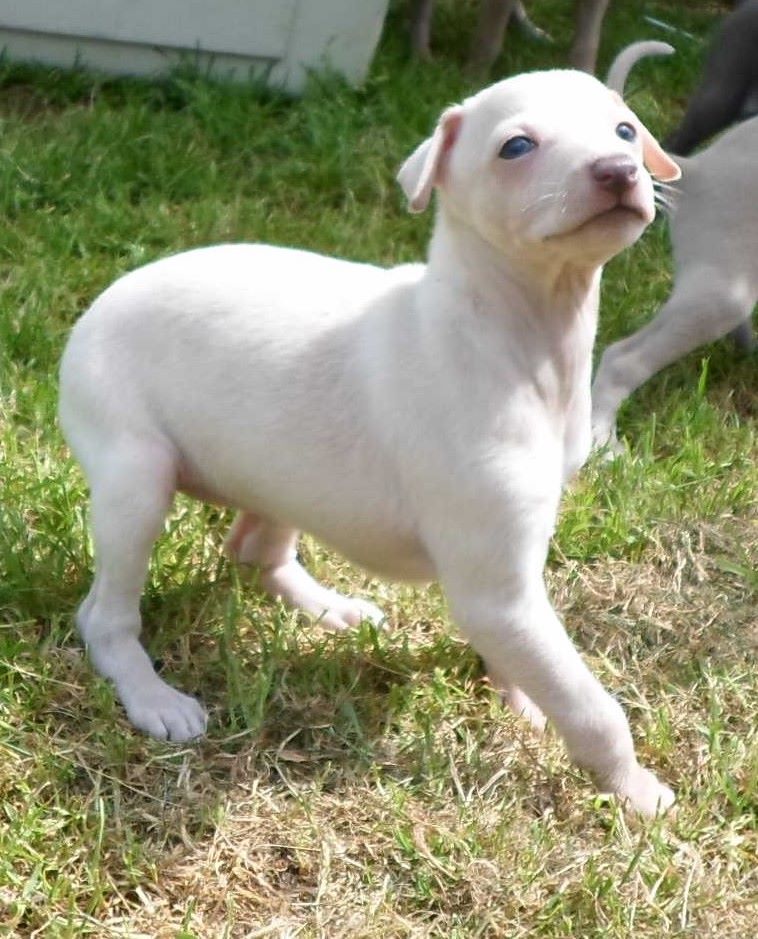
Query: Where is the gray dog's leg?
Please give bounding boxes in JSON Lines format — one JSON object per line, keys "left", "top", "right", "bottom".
{"left": 729, "top": 320, "right": 755, "bottom": 351}
{"left": 411, "top": 0, "right": 435, "bottom": 60}
{"left": 512, "top": 0, "right": 551, "bottom": 42}
{"left": 467, "top": 0, "right": 519, "bottom": 75}
{"left": 665, "top": 1, "right": 758, "bottom": 154}
{"left": 592, "top": 271, "right": 755, "bottom": 447}
{"left": 569, "top": 0, "right": 611, "bottom": 74}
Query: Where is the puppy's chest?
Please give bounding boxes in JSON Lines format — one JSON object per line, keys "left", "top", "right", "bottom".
{"left": 463, "top": 378, "right": 590, "bottom": 493}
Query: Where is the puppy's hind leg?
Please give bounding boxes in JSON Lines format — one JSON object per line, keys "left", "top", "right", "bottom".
{"left": 225, "top": 512, "right": 385, "bottom": 630}
{"left": 78, "top": 438, "right": 207, "bottom": 741}
{"left": 502, "top": 683, "right": 547, "bottom": 734}
{"left": 484, "top": 657, "right": 546, "bottom": 732}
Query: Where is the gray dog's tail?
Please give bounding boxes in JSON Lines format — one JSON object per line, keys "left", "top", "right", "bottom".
{"left": 605, "top": 40, "right": 674, "bottom": 96}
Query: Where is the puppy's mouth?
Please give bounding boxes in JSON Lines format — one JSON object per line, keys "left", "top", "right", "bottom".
{"left": 570, "top": 202, "right": 649, "bottom": 234}
{"left": 590, "top": 203, "right": 648, "bottom": 224}
{"left": 546, "top": 201, "right": 651, "bottom": 241}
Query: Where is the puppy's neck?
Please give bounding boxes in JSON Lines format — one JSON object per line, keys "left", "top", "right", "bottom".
{"left": 425, "top": 211, "right": 601, "bottom": 409}
{"left": 427, "top": 211, "right": 601, "bottom": 327}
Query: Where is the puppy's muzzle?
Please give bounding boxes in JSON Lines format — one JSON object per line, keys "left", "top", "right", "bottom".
{"left": 591, "top": 155, "right": 639, "bottom": 195}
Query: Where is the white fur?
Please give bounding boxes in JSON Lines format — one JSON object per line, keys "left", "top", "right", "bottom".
{"left": 59, "top": 69, "right": 678, "bottom": 815}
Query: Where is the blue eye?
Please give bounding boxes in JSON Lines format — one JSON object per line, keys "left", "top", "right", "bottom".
{"left": 499, "top": 135, "right": 537, "bottom": 159}
{"left": 616, "top": 122, "right": 637, "bottom": 142}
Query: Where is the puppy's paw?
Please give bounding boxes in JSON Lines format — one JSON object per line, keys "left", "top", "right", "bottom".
{"left": 122, "top": 680, "right": 208, "bottom": 742}
{"left": 318, "top": 595, "right": 386, "bottom": 631}
{"left": 262, "top": 560, "right": 386, "bottom": 631}
{"left": 608, "top": 764, "right": 675, "bottom": 817}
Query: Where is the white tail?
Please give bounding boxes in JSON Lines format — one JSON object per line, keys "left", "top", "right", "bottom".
{"left": 605, "top": 40, "right": 674, "bottom": 96}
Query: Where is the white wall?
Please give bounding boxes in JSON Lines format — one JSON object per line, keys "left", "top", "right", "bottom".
{"left": 0, "top": 1, "right": 390, "bottom": 93}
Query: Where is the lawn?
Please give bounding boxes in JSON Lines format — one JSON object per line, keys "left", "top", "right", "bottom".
{"left": 0, "top": 1, "right": 755, "bottom": 936}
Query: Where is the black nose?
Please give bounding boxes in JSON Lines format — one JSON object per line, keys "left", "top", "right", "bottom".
{"left": 591, "top": 156, "right": 638, "bottom": 194}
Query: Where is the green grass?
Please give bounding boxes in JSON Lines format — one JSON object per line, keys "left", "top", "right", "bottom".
{"left": 0, "top": 1, "right": 755, "bottom": 936}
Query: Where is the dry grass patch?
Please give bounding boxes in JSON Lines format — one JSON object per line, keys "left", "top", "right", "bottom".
{"left": 2, "top": 513, "right": 755, "bottom": 936}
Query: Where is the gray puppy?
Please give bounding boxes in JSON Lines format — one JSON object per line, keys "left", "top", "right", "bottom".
{"left": 591, "top": 41, "right": 757, "bottom": 450}
{"left": 665, "top": 0, "right": 758, "bottom": 156}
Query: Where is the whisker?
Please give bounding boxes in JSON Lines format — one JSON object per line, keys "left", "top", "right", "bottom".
{"left": 654, "top": 182, "right": 680, "bottom": 200}
{"left": 520, "top": 189, "right": 566, "bottom": 215}
{"left": 653, "top": 182, "right": 680, "bottom": 215}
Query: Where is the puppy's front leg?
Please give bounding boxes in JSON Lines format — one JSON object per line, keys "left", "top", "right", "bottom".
{"left": 428, "top": 506, "right": 674, "bottom": 816}
{"left": 453, "top": 579, "right": 673, "bottom": 814}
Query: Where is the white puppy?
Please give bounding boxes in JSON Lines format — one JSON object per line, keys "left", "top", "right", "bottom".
{"left": 59, "top": 68, "right": 680, "bottom": 815}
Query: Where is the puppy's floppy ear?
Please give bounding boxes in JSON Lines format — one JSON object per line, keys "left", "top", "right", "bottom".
{"left": 638, "top": 121, "right": 681, "bottom": 182}
{"left": 397, "top": 106, "right": 464, "bottom": 213}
